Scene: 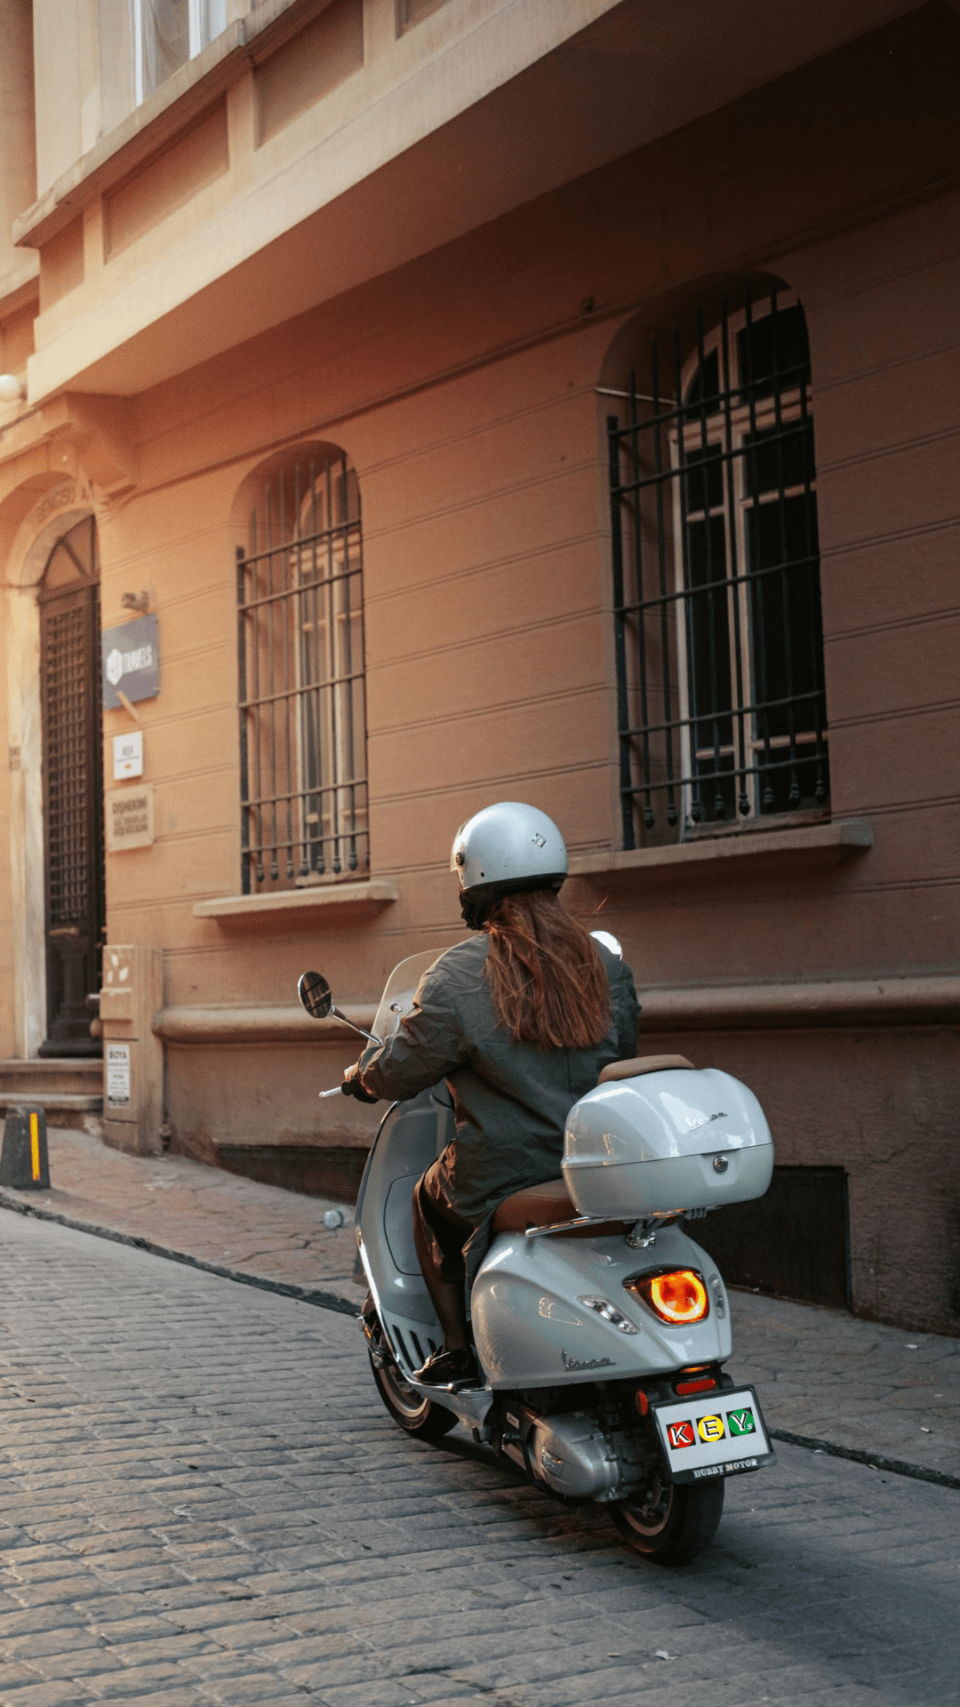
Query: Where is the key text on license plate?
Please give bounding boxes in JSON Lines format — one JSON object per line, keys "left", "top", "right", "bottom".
{"left": 652, "top": 1386, "right": 775, "bottom": 1483}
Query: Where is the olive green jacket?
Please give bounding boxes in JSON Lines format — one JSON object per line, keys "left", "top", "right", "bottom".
{"left": 358, "top": 934, "right": 639, "bottom": 1273}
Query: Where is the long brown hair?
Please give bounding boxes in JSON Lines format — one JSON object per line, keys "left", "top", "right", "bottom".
{"left": 484, "top": 889, "right": 611, "bottom": 1051}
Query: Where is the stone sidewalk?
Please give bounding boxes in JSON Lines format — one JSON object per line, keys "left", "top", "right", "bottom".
{"left": 1, "top": 1126, "right": 957, "bottom": 1482}
{"left": 0, "top": 1127, "right": 367, "bottom": 1312}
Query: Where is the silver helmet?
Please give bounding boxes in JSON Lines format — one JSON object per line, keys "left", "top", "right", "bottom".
{"left": 450, "top": 802, "right": 567, "bottom": 929}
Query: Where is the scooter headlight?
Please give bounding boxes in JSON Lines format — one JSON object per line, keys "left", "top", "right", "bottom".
{"left": 628, "top": 1268, "right": 709, "bottom": 1325}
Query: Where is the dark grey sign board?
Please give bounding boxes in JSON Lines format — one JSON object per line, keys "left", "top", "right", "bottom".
{"left": 102, "top": 614, "right": 160, "bottom": 710}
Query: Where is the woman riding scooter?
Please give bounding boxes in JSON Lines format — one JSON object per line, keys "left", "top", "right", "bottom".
{"left": 341, "top": 802, "right": 639, "bottom": 1389}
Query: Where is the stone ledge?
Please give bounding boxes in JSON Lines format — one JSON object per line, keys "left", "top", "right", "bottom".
{"left": 641, "top": 972, "right": 960, "bottom": 1032}
{"left": 192, "top": 879, "right": 398, "bottom": 921}
{"left": 153, "top": 1003, "right": 377, "bottom": 1045}
{"left": 0, "top": 1094, "right": 101, "bottom": 1114}
{"left": 15, "top": 0, "right": 324, "bottom": 247}
{"left": 569, "top": 818, "right": 873, "bottom": 881}
{"left": 0, "top": 1057, "right": 101, "bottom": 1082}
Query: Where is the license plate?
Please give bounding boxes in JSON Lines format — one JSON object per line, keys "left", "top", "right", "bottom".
{"left": 653, "top": 1385, "right": 775, "bottom": 1483}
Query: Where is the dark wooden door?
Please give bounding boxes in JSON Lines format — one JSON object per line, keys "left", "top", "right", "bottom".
{"left": 38, "top": 528, "right": 104, "bottom": 1057}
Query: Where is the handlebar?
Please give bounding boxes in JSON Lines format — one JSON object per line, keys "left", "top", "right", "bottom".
{"left": 318, "top": 1079, "right": 378, "bottom": 1103}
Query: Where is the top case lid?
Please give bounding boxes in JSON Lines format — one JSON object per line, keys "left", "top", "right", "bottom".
{"left": 564, "top": 1067, "right": 772, "bottom": 1169}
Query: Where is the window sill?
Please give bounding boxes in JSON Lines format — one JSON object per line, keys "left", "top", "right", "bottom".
{"left": 568, "top": 818, "right": 873, "bottom": 882}
{"left": 193, "top": 879, "right": 398, "bottom": 921}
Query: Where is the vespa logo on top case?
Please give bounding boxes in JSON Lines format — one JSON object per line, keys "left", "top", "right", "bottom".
{"left": 667, "top": 1420, "right": 696, "bottom": 1450}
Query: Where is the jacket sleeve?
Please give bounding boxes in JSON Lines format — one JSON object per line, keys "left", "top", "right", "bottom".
{"left": 612, "top": 957, "right": 641, "bottom": 1059}
{"left": 355, "top": 963, "right": 468, "bottom": 1103}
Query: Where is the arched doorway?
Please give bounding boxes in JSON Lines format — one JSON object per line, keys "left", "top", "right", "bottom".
{"left": 37, "top": 516, "right": 104, "bottom": 1057}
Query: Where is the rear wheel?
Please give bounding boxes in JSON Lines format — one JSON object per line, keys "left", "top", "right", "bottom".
{"left": 611, "top": 1471, "right": 724, "bottom": 1565}
{"left": 369, "top": 1346, "right": 458, "bottom": 1442}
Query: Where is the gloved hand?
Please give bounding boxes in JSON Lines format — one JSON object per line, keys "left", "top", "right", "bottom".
{"left": 341, "top": 1064, "right": 378, "bottom": 1103}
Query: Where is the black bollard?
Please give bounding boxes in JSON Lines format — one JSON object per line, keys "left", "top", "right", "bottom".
{"left": 0, "top": 1108, "right": 50, "bottom": 1190}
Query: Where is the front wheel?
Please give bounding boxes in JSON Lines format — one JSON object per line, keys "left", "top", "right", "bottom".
{"left": 611, "top": 1471, "right": 724, "bottom": 1565}
{"left": 369, "top": 1346, "right": 458, "bottom": 1442}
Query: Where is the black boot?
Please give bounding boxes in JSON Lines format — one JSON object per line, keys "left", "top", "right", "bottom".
{"left": 414, "top": 1346, "right": 479, "bottom": 1389}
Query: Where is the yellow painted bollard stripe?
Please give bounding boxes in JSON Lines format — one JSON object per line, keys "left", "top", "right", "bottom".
{"left": 30, "top": 1110, "right": 40, "bottom": 1182}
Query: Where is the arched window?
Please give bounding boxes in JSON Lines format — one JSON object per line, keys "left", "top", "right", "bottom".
{"left": 236, "top": 447, "right": 368, "bottom": 892}
{"left": 607, "top": 291, "right": 828, "bottom": 844}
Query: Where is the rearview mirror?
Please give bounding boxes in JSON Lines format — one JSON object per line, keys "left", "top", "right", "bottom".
{"left": 298, "top": 971, "right": 333, "bottom": 1019}
{"left": 297, "top": 971, "right": 380, "bottom": 1046}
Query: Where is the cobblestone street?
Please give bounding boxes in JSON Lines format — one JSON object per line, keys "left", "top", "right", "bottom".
{"left": 3, "top": 1129, "right": 957, "bottom": 1479}
{"left": 0, "top": 1213, "right": 957, "bottom": 1707}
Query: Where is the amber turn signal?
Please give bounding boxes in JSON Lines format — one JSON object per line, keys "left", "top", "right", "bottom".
{"left": 631, "top": 1269, "right": 710, "bottom": 1325}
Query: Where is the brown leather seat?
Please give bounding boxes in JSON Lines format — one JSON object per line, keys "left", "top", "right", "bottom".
{"left": 491, "top": 1178, "right": 629, "bottom": 1240}
{"left": 598, "top": 1053, "right": 694, "bottom": 1083}
{"left": 492, "top": 1179, "right": 575, "bottom": 1235}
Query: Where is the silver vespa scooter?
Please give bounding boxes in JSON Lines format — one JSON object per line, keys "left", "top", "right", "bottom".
{"left": 299, "top": 946, "right": 776, "bottom": 1565}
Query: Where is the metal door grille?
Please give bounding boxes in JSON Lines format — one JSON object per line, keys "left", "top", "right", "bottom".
{"left": 607, "top": 292, "right": 829, "bottom": 846}
{"left": 39, "top": 523, "right": 104, "bottom": 1054}
{"left": 46, "top": 600, "right": 94, "bottom": 925}
{"left": 237, "top": 451, "right": 368, "bottom": 891}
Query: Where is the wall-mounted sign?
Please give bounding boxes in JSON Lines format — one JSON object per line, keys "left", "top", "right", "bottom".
{"left": 113, "top": 730, "right": 143, "bottom": 780}
{"left": 102, "top": 614, "right": 159, "bottom": 710}
{"left": 106, "top": 1042, "right": 131, "bottom": 1107}
{"left": 106, "top": 783, "right": 154, "bottom": 851}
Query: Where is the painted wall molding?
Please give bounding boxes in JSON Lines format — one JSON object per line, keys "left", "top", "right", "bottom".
{"left": 640, "top": 972, "right": 960, "bottom": 1032}
{"left": 153, "top": 971, "right": 960, "bottom": 1048}
{"left": 154, "top": 1003, "right": 378, "bottom": 1044}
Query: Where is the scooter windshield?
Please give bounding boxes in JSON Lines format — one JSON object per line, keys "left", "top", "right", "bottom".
{"left": 371, "top": 949, "right": 443, "bottom": 1045}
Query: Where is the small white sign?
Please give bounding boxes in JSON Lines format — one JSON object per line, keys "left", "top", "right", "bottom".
{"left": 106, "top": 1042, "right": 131, "bottom": 1107}
{"left": 113, "top": 730, "right": 143, "bottom": 781}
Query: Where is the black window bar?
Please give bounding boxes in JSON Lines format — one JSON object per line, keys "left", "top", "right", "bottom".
{"left": 237, "top": 452, "right": 368, "bottom": 892}
{"left": 607, "top": 292, "right": 829, "bottom": 847}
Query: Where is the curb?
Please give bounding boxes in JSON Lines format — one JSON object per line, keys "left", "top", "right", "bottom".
{"left": 3, "top": 1190, "right": 957, "bottom": 1494}
{"left": 0, "top": 1187, "right": 360, "bottom": 1319}
{"left": 769, "top": 1427, "right": 960, "bottom": 1492}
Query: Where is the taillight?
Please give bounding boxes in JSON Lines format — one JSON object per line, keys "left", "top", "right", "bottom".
{"left": 630, "top": 1269, "right": 710, "bottom": 1325}
{"left": 675, "top": 1377, "right": 716, "bottom": 1395}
